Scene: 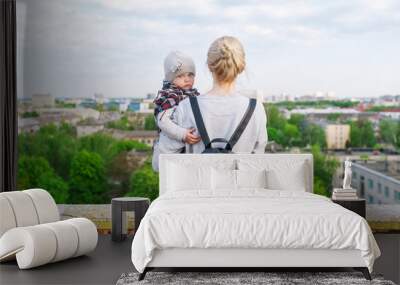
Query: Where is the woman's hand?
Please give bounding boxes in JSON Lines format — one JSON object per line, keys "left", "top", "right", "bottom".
{"left": 183, "top": 128, "right": 201, "bottom": 144}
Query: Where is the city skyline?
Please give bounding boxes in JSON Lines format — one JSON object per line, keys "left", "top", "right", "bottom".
{"left": 17, "top": 92, "right": 400, "bottom": 101}
{"left": 16, "top": 0, "right": 400, "bottom": 99}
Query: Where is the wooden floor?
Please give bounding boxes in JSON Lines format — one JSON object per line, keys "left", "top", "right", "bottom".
{"left": 0, "top": 235, "right": 134, "bottom": 285}
{"left": 1, "top": 234, "right": 398, "bottom": 285}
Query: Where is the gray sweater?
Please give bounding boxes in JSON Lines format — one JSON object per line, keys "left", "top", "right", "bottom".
{"left": 152, "top": 92, "right": 268, "bottom": 171}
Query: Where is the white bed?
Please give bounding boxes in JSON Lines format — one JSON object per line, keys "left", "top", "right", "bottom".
{"left": 131, "top": 154, "right": 380, "bottom": 280}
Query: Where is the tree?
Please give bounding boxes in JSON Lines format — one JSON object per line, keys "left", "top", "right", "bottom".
{"left": 397, "top": 122, "right": 400, "bottom": 148}
{"left": 362, "top": 121, "right": 376, "bottom": 147}
{"left": 379, "top": 119, "right": 398, "bottom": 145}
{"left": 267, "top": 127, "right": 285, "bottom": 145}
{"left": 350, "top": 120, "right": 376, "bottom": 147}
{"left": 288, "top": 114, "right": 305, "bottom": 127}
{"left": 79, "top": 133, "right": 117, "bottom": 162}
{"left": 144, "top": 115, "right": 157, "bottom": 131}
{"left": 17, "top": 156, "right": 53, "bottom": 188}
{"left": 95, "top": 103, "right": 105, "bottom": 112}
{"left": 312, "top": 145, "right": 339, "bottom": 197}
{"left": 69, "top": 150, "right": 108, "bottom": 204}
{"left": 126, "top": 162, "right": 159, "bottom": 201}
{"left": 307, "top": 124, "right": 326, "bottom": 148}
{"left": 18, "top": 122, "right": 78, "bottom": 180}
{"left": 265, "top": 104, "right": 286, "bottom": 130}
{"left": 106, "top": 115, "right": 134, "bottom": 131}
{"left": 37, "top": 172, "right": 69, "bottom": 203}
{"left": 79, "top": 134, "right": 150, "bottom": 164}
{"left": 326, "top": 113, "right": 341, "bottom": 122}
{"left": 350, "top": 121, "right": 362, "bottom": 147}
{"left": 283, "top": 123, "right": 301, "bottom": 146}
{"left": 17, "top": 155, "right": 69, "bottom": 203}
{"left": 22, "top": 111, "right": 39, "bottom": 118}
{"left": 267, "top": 127, "right": 278, "bottom": 140}
{"left": 111, "top": 140, "right": 150, "bottom": 153}
{"left": 313, "top": 177, "right": 329, "bottom": 197}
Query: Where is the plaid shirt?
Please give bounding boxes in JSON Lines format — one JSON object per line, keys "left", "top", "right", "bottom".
{"left": 153, "top": 80, "right": 200, "bottom": 118}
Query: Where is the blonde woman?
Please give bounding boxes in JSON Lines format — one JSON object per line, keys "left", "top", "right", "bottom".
{"left": 153, "top": 36, "right": 267, "bottom": 171}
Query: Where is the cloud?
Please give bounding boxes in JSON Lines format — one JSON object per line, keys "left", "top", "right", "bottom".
{"left": 94, "top": 0, "right": 217, "bottom": 17}
{"left": 17, "top": 0, "right": 400, "bottom": 98}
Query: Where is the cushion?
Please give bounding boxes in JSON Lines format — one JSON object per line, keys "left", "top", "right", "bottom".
{"left": 0, "top": 218, "right": 97, "bottom": 269}
{"left": 211, "top": 168, "right": 237, "bottom": 191}
{"left": 266, "top": 167, "right": 306, "bottom": 191}
{"left": 0, "top": 191, "right": 39, "bottom": 227}
{"left": 167, "top": 162, "right": 212, "bottom": 191}
{"left": 24, "top": 189, "right": 59, "bottom": 224}
{"left": 238, "top": 159, "right": 307, "bottom": 191}
{"left": 42, "top": 221, "right": 79, "bottom": 262}
{"left": 0, "top": 196, "right": 16, "bottom": 237}
{"left": 236, "top": 169, "right": 267, "bottom": 189}
{"left": 64, "top": 218, "right": 98, "bottom": 257}
{"left": 0, "top": 189, "right": 60, "bottom": 238}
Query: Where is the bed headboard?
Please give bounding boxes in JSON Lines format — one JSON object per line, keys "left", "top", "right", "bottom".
{"left": 159, "top": 153, "right": 313, "bottom": 195}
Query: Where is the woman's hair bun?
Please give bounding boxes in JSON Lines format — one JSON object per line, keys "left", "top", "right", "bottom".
{"left": 207, "top": 36, "right": 245, "bottom": 84}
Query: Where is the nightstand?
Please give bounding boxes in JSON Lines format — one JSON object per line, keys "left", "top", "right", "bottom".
{"left": 111, "top": 197, "right": 150, "bottom": 242}
{"left": 332, "top": 198, "right": 366, "bottom": 218}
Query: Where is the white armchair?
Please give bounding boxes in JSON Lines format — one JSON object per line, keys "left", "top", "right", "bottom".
{"left": 0, "top": 188, "right": 98, "bottom": 269}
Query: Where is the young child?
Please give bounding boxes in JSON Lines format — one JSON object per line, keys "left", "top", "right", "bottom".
{"left": 152, "top": 51, "right": 201, "bottom": 172}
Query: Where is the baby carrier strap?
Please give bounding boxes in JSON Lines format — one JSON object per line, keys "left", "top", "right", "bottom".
{"left": 189, "top": 96, "right": 257, "bottom": 152}
{"left": 228, "top": 98, "right": 257, "bottom": 149}
{"left": 189, "top": 96, "right": 211, "bottom": 148}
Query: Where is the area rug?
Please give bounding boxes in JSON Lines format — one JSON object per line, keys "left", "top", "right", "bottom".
{"left": 116, "top": 271, "right": 396, "bottom": 285}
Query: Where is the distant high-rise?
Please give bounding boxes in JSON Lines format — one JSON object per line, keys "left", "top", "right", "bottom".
{"left": 325, "top": 124, "right": 350, "bottom": 149}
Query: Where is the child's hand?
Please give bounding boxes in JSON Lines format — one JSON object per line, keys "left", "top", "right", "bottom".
{"left": 184, "top": 128, "right": 201, "bottom": 144}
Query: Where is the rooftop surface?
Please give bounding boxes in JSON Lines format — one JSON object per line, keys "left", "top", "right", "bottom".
{"left": 357, "top": 161, "right": 400, "bottom": 182}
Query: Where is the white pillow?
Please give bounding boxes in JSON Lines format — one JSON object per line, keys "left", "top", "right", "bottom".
{"left": 237, "top": 159, "right": 308, "bottom": 191}
{"left": 266, "top": 166, "right": 306, "bottom": 191}
{"left": 167, "top": 162, "right": 212, "bottom": 192}
{"left": 211, "top": 168, "right": 236, "bottom": 191}
{"left": 236, "top": 169, "right": 267, "bottom": 189}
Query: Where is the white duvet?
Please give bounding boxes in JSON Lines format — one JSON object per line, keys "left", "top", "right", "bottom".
{"left": 131, "top": 190, "right": 380, "bottom": 273}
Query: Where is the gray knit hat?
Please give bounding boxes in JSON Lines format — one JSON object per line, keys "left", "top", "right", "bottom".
{"left": 164, "top": 51, "right": 196, "bottom": 82}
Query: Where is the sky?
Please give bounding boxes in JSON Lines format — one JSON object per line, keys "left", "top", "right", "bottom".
{"left": 16, "top": 0, "right": 400, "bottom": 99}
